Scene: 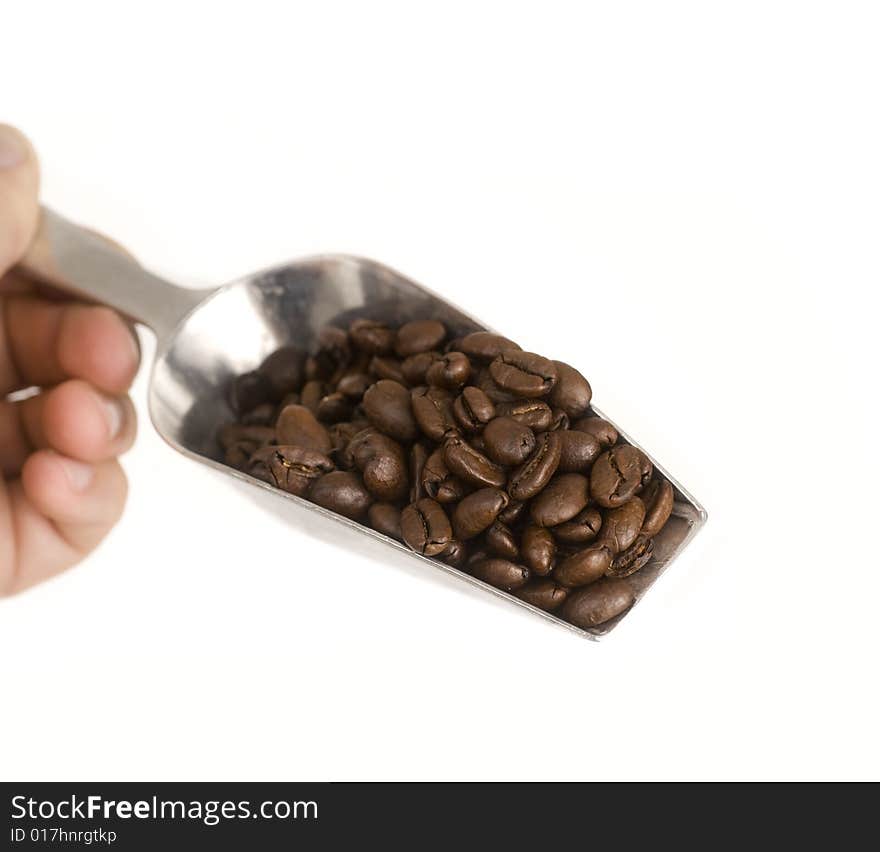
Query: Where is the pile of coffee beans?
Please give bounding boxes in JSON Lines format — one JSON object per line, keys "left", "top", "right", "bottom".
{"left": 219, "top": 320, "right": 675, "bottom": 630}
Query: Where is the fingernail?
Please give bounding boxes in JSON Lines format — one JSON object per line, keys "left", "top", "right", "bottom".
{"left": 59, "top": 457, "right": 95, "bottom": 492}
{"left": 100, "top": 395, "right": 125, "bottom": 440}
{"left": 0, "top": 125, "right": 27, "bottom": 170}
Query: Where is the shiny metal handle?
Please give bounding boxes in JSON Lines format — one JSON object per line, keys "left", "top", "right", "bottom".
{"left": 20, "top": 207, "right": 213, "bottom": 341}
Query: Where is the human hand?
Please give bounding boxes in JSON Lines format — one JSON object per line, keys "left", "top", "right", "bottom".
{"left": 0, "top": 125, "right": 140, "bottom": 595}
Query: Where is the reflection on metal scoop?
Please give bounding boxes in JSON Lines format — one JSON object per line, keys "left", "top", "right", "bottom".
{"left": 22, "top": 208, "right": 706, "bottom": 639}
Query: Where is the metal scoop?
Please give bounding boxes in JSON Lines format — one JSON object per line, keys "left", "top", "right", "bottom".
{"left": 21, "top": 208, "right": 706, "bottom": 638}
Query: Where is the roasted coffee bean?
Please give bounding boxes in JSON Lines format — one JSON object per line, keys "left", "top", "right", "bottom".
{"left": 401, "top": 351, "right": 442, "bottom": 386}
{"left": 369, "top": 355, "right": 406, "bottom": 384}
{"left": 608, "top": 535, "right": 654, "bottom": 578}
{"left": 395, "top": 320, "right": 446, "bottom": 357}
{"left": 470, "top": 434, "right": 488, "bottom": 454}
{"left": 521, "top": 525, "right": 556, "bottom": 576}
{"left": 554, "top": 543, "right": 614, "bottom": 587}
{"left": 441, "top": 539, "right": 468, "bottom": 568}
{"left": 515, "top": 579, "right": 568, "bottom": 612}
{"left": 557, "top": 430, "right": 602, "bottom": 473}
{"left": 553, "top": 506, "right": 603, "bottom": 545}
{"left": 475, "top": 368, "right": 517, "bottom": 403}
{"left": 599, "top": 497, "right": 646, "bottom": 554}
{"left": 276, "top": 404, "right": 333, "bottom": 454}
{"left": 426, "top": 351, "right": 471, "bottom": 390}
{"left": 456, "top": 331, "right": 521, "bottom": 361}
{"left": 453, "top": 386, "right": 495, "bottom": 432}
{"left": 508, "top": 431, "right": 562, "bottom": 501}
{"left": 316, "top": 391, "right": 353, "bottom": 423}
{"left": 482, "top": 416, "right": 537, "bottom": 467}
{"left": 367, "top": 502, "right": 404, "bottom": 540}
{"left": 349, "top": 318, "right": 395, "bottom": 354}
{"left": 230, "top": 370, "right": 272, "bottom": 414}
{"left": 498, "top": 499, "right": 526, "bottom": 526}
{"left": 469, "top": 558, "right": 530, "bottom": 591}
{"left": 411, "top": 386, "right": 458, "bottom": 442}
{"left": 311, "top": 327, "right": 350, "bottom": 380}
{"left": 309, "top": 471, "right": 373, "bottom": 520}
{"left": 590, "top": 445, "right": 652, "bottom": 508}
{"left": 561, "top": 578, "right": 635, "bottom": 628}
{"left": 409, "top": 441, "right": 429, "bottom": 502}
{"left": 489, "top": 351, "right": 558, "bottom": 398}
{"left": 225, "top": 440, "right": 258, "bottom": 470}
{"left": 218, "top": 423, "right": 275, "bottom": 451}
{"left": 572, "top": 416, "right": 618, "bottom": 447}
{"left": 241, "top": 402, "right": 276, "bottom": 427}
{"left": 529, "top": 473, "right": 590, "bottom": 527}
{"left": 401, "top": 498, "right": 453, "bottom": 556}
{"left": 484, "top": 521, "right": 519, "bottom": 560}
{"left": 495, "top": 399, "right": 554, "bottom": 431}
{"left": 337, "top": 372, "right": 373, "bottom": 399}
{"left": 548, "top": 361, "right": 592, "bottom": 418}
{"left": 451, "top": 487, "right": 509, "bottom": 541}
{"left": 300, "top": 380, "right": 326, "bottom": 413}
{"left": 363, "top": 380, "right": 418, "bottom": 442}
{"left": 422, "top": 448, "right": 471, "bottom": 503}
{"left": 259, "top": 346, "right": 306, "bottom": 399}
{"left": 249, "top": 445, "right": 335, "bottom": 496}
{"left": 347, "top": 428, "right": 409, "bottom": 502}
{"left": 640, "top": 479, "right": 674, "bottom": 537}
{"left": 443, "top": 436, "right": 507, "bottom": 488}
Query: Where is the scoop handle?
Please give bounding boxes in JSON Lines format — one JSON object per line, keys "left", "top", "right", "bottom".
{"left": 19, "top": 207, "right": 212, "bottom": 341}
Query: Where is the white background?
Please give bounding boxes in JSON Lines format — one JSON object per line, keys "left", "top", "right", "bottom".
{"left": 1, "top": 1, "right": 878, "bottom": 781}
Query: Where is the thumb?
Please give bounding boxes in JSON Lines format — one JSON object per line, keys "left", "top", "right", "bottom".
{"left": 0, "top": 124, "right": 40, "bottom": 276}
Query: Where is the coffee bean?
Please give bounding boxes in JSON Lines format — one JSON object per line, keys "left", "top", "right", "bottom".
{"left": 409, "top": 441, "right": 429, "bottom": 503}
{"left": 475, "top": 368, "right": 518, "bottom": 403}
{"left": 554, "top": 543, "right": 614, "bottom": 587}
{"left": 241, "top": 403, "right": 276, "bottom": 427}
{"left": 259, "top": 346, "right": 306, "bottom": 400}
{"left": 489, "top": 350, "right": 558, "bottom": 398}
{"left": 349, "top": 318, "right": 396, "bottom": 354}
{"left": 401, "top": 498, "right": 453, "bottom": 556}
{"left": 590, "top": 445, "right": 652, "bottom": 508}
{"left": 640, "top": 479, "right": 674, "bottom": 537}
{"left": 456, "top": 331, "right": 521, "bottom": 361}
{"left": 498, "top": 499, "right": 526, "bottom": 525}
{"left": 451, "top": 487, "right": 509, "bottom": 540}
{"left": 276, "top": 404, "right": 333, "bottom": 454}
{"left": 230, "top": 370, "right": 272, "bottom": 414}
{"left": 515, "top": 579, "right": 568, "bottom": 611}
{"left": 411, "top": 386, "right": 458, "bottom": 442}
{"left": 395, "top": 320, "right": 446, "bottom": 357}
{"left": 521, "top": 525, "right": 556, "bottom": 576}
{"left": 508, "top": 431, "right": 562, "bottom": 501}
{"left": 553, "top": 506, "right": 603, "bottom": 545}
{"left": 422, "top": 448, "right": 471, "bottom": 503}
{"left": 598, "top": 497, "right": 646, "bottom": 554}
{"left": 529, "top": 473, "right": 590, "bottom": 527}
{"left": 337, "top": 372, "right": 373, "bottom": 400}
{"left": 248, "top": 445, "right": 334, "bottom": 496}
{"left": 310, "top": 470, "right": 373, "bottom": 520}
{"left": 607, "top": 535, "right": 654, "bottom": 578}
{"left": 484, "top": 521, "right": 519, "bottom": 560}
{"left": 369, "top": 355, "right": 406, "bottom": 384}
{"left": 401, "top": 351, "right": 443, "bottom": 386}
{"left": 443, "top": 436, "right": 507, "bottom": 488}
{"left": 347, "top": 428, "right": 409, "bottom": 502}
{"left": 482, "top": 416, "right": 537, "bottom": 467}
{"left": 225, "top": 440, "right": 259, "bottom": 470}
{"left": 469, "top": 558, "right": 530, "bottom": 591}
{"left": 549, "top": 409, "right": 569, "bottom": 431}
{"left": 557, "top": 430, "right": 602, "bottom": 473}
{"left": 363, "top": 380, "right": 418, "bottom": 442}
{"left": 316, "top": 391, "right": 353, "bottom": 423}
{"left": 494, "top": 399, "right": 553, "bottom": 431}
{"left": 548, "top": 361, "right": 592, "bottom": 418}
{"left": 368, "top": 502, "right": 403, "bottom": 540}
{"left": 312, "top": 327, "right": 351, "bottom": 380}
{"left": 218, "top": 423, "right": 275, "bottom": 451}
{"left": 452, "top": 386, "right": 495, "bottom": 432}
{"left": 300, "top": 380, "right": 326, "bottom": 413}
{"left": 441, "top": 539, "right": 468, "bottom": 568}
{"left": 561, "top": 578, "right": 635, "bottom": 628}
{"left": 572, "top": 416, "right": 618, "bottom": 447}
{"left": 426, "top": 351, "right": 471, "bottom": 390}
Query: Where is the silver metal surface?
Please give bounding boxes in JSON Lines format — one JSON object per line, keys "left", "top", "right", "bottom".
{"left": 22, "top": 207, "right": 707, "bottom": 639}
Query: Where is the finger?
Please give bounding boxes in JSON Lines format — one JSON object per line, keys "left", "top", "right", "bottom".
{"left": 0, "top": 124, "right": 40, "bottom": 276}
{"left": 1, "top": 453, "right": 128, "bottom": 594}
{"left": 1, "top": 297, "right": 141, "bottom": 395}
{"left": 0, "top": 380, "right": 136, "bottom": 475}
